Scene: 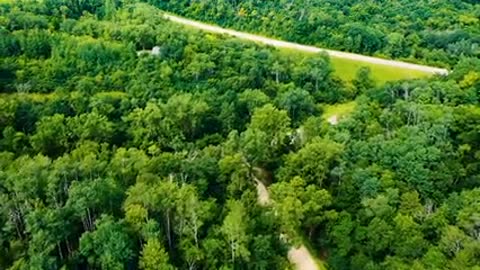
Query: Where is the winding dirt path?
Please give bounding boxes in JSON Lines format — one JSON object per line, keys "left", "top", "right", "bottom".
{"left": 252, "top": 174, "right": 318, "bottom": 270}
{"left": 164, "top": 14, "right": 448, "bottom": 75}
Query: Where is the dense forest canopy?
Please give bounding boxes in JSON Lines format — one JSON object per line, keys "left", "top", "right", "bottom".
{"left": 155, "top": 0, "right": 480, "bottom": 68}
{"left": 1, "top": 0, "right": 480, "bottom": 270}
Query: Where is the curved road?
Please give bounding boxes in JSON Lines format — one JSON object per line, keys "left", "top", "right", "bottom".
{"left": 164, "top": 14, "right": 449, "bottom": 75}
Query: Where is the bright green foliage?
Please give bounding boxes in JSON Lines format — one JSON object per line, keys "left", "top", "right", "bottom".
{"left": 221, "top": 200, "right": 250, "bottom": 265}
{"left": 30, "top": 114, "right": 69, "bottom": 156}
{"left": 278, "top": 138, "right": 343, "bottom": 187}
{"left": 139, "top": 238, "right": 175, "bottom": 270}
{"left": 240, "top": 104, "right": 291, "bottom": 167}
{"left": 271, "top": 176, "right": 333, "bottom": 241}
{"left": 67, "top": 112, "right": 114, "bottom": 142}
{"left": 125, "top": 94, "right": 211, "bottom": 150}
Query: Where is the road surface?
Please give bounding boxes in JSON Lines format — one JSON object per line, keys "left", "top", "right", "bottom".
{"left": 164, "top": 14, "right": 448, "bottom": 75}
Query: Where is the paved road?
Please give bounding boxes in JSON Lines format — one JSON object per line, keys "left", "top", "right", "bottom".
{"left": 164, "top": 14, "right": 449, "bottom": 75}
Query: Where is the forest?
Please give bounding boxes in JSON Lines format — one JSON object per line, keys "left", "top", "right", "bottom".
{"left": 0, "top": 0, "right": 480, "bottom": 270}
{"left": 155, "top": 0, "right": 480, "bottom": 68}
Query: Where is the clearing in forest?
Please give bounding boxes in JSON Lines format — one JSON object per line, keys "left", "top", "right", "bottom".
{"left": 163, "top": 13, "right": 448, "bottom": 83}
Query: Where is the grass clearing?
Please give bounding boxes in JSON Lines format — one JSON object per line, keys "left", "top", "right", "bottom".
{"left": 322, "top": 101, "right": 357, "bottom": 120}
{"left": 331, "top": 56, "right": 429, "bottom": 83}
{"left": 278, "top": 47, "right": 429, "bottom": 84}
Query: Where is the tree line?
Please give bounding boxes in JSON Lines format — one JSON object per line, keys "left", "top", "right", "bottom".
{"left": 153, "top": 0, "right": 480, "bottom": 68}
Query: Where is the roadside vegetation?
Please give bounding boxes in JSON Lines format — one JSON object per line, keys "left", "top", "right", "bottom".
{"left": 154, "top": 0, "right": 480, "bottom": 68}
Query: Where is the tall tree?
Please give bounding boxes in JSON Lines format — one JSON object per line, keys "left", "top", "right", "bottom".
{"left": 221, "top": 200, "right": 250, "bottom": 265}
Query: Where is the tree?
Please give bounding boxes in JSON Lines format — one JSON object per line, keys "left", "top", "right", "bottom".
{"left": 278, "top": 138, "right": 343, "bottom": 187}
{"left": 1, "top": 1, "right": 480, "bottom": 269}
{"left": 456, "top": 189, "right": 480, "bottom": 239}
{"left": 108, "top": 147, "right": 148, "bottom": 187}
{"left": 175, "top": 185, "right": 214, "bottom": 269}
{"left": 240, "top": 104, "right": 291, "bottom": 167}
{"left": 219, "top": 153, "right": 251, "bottom": 196}
{"left": 80, "top": 215, "right": 134, "bottom": 270}
{"left": 221, "top": 200, "right": 250, "bottom": 265}
{"left": 293, "top": 53, "right": 332, "bottom": 96}
{"left": 392, "top": 214, "right": 427, "bottom": 258}
{"left": 271, "top": 177, "right": 333, "bottom": 240}
{"left": 276, "top": 88, "right": 317, "bottom": 126}
{"left": 124, "top": 102, "right": 165, "bottom": 149}
{"left": 30, "top": 114, "right": 69, "bottom": 157}
{"left": 353, "top": 67, "right": 375, "bottom": 95}
{"left": 161, "top": 93, "right": 211, "bottom": 141}
{"left": 385, "top": 33, "right": 408, "bottom": 58}
{"left": 139, "top": 238, "right": 175, "bottom": 270}
{"left": 66, "top": 178, "right": 122, "bottom": 232}
{"left": 183, "top": 52, "right": 215, "bottom": 81}
{"left": 328, "top": 211, "right": 354, "bottom": 257}
{"left": 125, "top": 178, "right": 179, "bottom": 250}
{"left": 103, "top": 0, "right": 117, "bottom": 19}
{"left": 1, "top": 126, "right": 27, "bottom": 153}
{"left": 238, "top": 89, "right": 270, "bottom": 117}
{"left": 67, "top": 112, "right": 114, "bottom": 143}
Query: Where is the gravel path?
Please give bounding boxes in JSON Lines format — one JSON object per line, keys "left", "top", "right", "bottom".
{"left": 164, "top": 14, "right": 448, "bottom": 75}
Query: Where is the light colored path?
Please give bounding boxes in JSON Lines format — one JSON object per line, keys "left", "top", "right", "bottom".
{"left": 288, "top": 246, "right": 319, "bottom": 270}
{"left": 164, "top": 14, "right": 448, "bottom": 75}
{"left": 254, "top": 177, "right": 270, "bottom": 206}
{"left": 253, "top": 173, "right": 318, "bottom": 270}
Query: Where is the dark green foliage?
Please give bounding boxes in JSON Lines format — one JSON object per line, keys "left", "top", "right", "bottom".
{"left": 0, "top": 1, "right": 479, "bottom": 270}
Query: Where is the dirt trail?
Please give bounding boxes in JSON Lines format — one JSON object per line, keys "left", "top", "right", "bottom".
{"left": 254, "top": 177, "right": 270, "bottom": 206}
{"left": 164, "top": 14, "right": 448, "bottom": 75}
{"left": 252, "top": 174, "right": 318, "bottom": 270}
{"left": 288, "top": 246, "right": 319, "bottom": 270}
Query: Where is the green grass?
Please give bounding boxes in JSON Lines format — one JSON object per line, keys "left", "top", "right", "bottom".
{"left": 322, "top": 101, "right": 357, "bottom": 120}
{"left": 278, "top": 47, "right": 429, "bottom": 84}
{"left": 330, "top": 56, "right": 429, "bottom": 83}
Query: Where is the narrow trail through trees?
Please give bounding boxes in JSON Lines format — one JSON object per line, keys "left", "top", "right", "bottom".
{"left": 163, "top": 14, "right": 449, "bottom": 76}
{"left": 252, "top": 173, "right": 319, "bottom": 270}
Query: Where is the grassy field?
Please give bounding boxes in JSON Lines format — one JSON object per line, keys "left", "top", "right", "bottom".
{"left": 330, "top": 56, "right": 429, "bottom": 83}
{"left": 278, "top": 48, "right": 429, "bottom": 84}
{"left": 322, "top": 101, "right": 357, "bottom": 121}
